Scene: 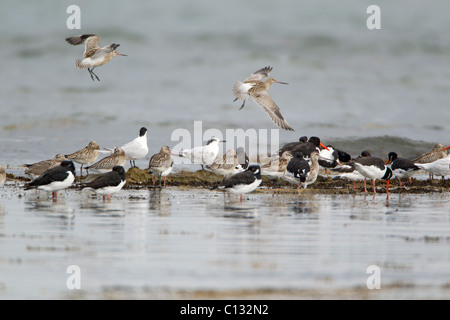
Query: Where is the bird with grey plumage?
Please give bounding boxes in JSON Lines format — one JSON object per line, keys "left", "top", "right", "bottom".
{"left": 85, "top": 147, "right": 126, "bottom": 175}
{"left": 148, "top": 146, "right": 174, "bottom": 187}
{"left": 0, "top": 165, "right": 6, "bottom": 186}
{"left": 65, "top": 141, "right": 100, "bottom": 176}
{"left": 232, "top": 66, "right": 294, "bottom": 131}
{"left": 65, "top": 34, "right": 127, "bottom": 81}
{"left": 24, "top": 154, "right": 66, "bottom": 180}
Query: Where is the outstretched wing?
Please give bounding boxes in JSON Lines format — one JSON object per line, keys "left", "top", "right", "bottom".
{"left": 244, "top": 66, "right": 273, "bottom": 82}
{"left": 252, "top": 91, "right": 294, "bottom": 131}
{"left": 65, "top": 34, "right": 100, "bottom": 58}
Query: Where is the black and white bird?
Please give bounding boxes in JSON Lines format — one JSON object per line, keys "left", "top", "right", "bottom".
{"left": 24, "top": 160, "right": 76, "bottom": 200}
{"left": 277, "top": 136, "right": 308, "bottom": 156}
{"left": 106, "top": 127, "right": 148, "bottom": 168}
{"left": 386, "top": 152, "right": 420, "bottom": 188}
{"left": 318, "top": 145, "right": 342, "bottom": 177}
{"left": 81, "top": 166, "right": 126, "bottom": 200}
{"left": 284, "top": 150, "right": 321, "bottom": 189}
{"left": 331, "top": 151, "right": 371, "bottom": 189}
{"left": 351, "top": 156, "right": 393, "bottom": 194}
{"left": 283, "top": 136, "right": 329, "bottom": 158}
{"left": 215, "top": 165, "right": 262, "bottom": 201}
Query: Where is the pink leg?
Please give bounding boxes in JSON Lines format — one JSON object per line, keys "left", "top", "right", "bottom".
{"left": 164, "top": 176, "right": 167, "bottom": 187}
{"left": 372, "top": 179, "right": 376, "bottom": 193}
{"left": 364, "top": 179, "right": 368, "bottom": 193}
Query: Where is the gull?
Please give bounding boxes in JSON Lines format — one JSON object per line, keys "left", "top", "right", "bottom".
{"left": 415, "top": 154, "right": 450, "bottom": 180}
{"left": 65, "top": 34, "right": 127, "bottom": 81}
{"left": 116, "top": 127, "right": 149, "bottom": 168}
{"left": 175, "top": 137, "right": 224, "bottom": 169}
{"left": 232, "top": 66, "right": 294, "bottom": 131}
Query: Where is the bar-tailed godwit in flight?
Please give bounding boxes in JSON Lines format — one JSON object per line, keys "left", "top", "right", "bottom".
{"left": 233, "top": 66, "right": 294, "bottom": 131}
{"left": 65, "top": 34, "right": 127, "bottom": 81}
{"left": 148, "top": 146, "right": 174, "bottom": 187}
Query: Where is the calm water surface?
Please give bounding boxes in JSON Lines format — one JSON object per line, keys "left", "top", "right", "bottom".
{"left": 0, "top": 186, "right": 449, "bottom": 299}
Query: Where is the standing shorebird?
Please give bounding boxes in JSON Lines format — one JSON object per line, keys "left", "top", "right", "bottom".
{"left": 284, "top": 150, "right": 321, "bottom": 189}
{"left": 85, "top": 147, "right": 126, "bottom": 174}
{"left": 148, "top": 146, "right": 174, "bottom": 187}
{"left": 386, "top": 152, "right": 420, "bottom": 188}
{"left": 351, "top": 157, "right": 393, "bottom": 194}
{"left": 261, "top": 150, "right": 294, "bottom": 180}
{"left": 205, "top": 149, "right": 246, "bottom": 179}
{"left": 0, "top": 165, "right": 6, "bottom": 186}
{"left": 318, "top": 145, "right": 342, "bottom": 177}
{"left": 118, "top": 127, "right": 149, "bottom": 168}
{"left": 415, "top": 155, "right": 450, "bottom": 180}
{"left": 175, "top": 137, "right": 224, "bottom": 169}
{"left": 331, "top": 151, "right": 371, "bottom": 189}
{"left": 411, "top": 144, "right": 450, "bottom": 180}
{"left": 81, "top": 166, "right": 126, "bottom": 201}
{"left": 214, "top": 165, "right": 262, "bottom": 202}
{"left": 65, "top": 34, "right": 127, "bottom": 81}
{"left": 65, "top": 141, "right": 100, "bottom": 176}
{"left": 24, "top": 154, "right": 66, "bottom": 180}
{"left": 411, "top": 144, "right": 450, "bottom": 164}
{"left": 232, "top": 66, "right": 294, "bottom": 131}
{"left": 24, "top": 161, "right": 76, "bottom": 200}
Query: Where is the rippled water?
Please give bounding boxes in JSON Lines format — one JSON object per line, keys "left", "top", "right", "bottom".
{"left": 1, "top": 0, "right": 450, "bottom": 300}
{"left": 1, "top": 0, "right": 450, "bottom": 169}
{"left": 0, "top": 186, "right": 449, "bottom": 299}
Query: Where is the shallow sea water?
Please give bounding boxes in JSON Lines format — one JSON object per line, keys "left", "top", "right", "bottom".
{"left": 1, "top": 0, "right": 450, "bottom": 300}
{"left": 0, "top": 184, "right": 449, "bottom": 299}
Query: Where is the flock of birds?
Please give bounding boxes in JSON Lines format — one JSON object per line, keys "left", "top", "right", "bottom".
{"left": 1, "top": 34, "right": 449, "bottom": 202}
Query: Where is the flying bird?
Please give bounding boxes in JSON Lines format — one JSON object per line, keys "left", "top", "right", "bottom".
{"left": 65, "top": 34, "right": 127, "bottom": 81}
{"left": 232, "top": 66, "right": 294, "bottom": 131}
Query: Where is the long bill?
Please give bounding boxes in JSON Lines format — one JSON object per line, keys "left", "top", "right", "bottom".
{"left": 319, "top": 143, "right": 330, "bottom": 151}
